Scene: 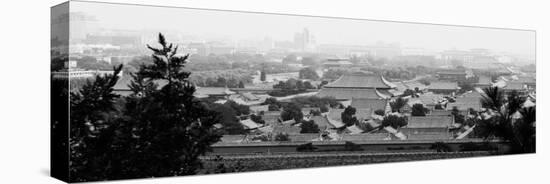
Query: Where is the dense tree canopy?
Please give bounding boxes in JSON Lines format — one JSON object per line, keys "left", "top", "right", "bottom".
{"left": 476, "top": 87, "right": 536, "bottom": 153}
{"left": 341, "top": 106, "right": 359, "bottom": 127}
{"left": 300, "top": 120, "right": 320, "bottom": 133}
{"left": 390, "top": 97, "right": 408, "bottom": 113}
{"left": 411, "top": 104, "right": 429, "bottom": 116}
{"left": 280, "top": 103, "right": 304, "bottom": 122}
{"left": 290, "top": 96, "right": 339, "bottom": 109}
{"left": 451, "top": 107, "right": 465, "bottom": 124}
{"left": 299, "top": 67, "right": 320, "bottom": 80}
{"left": 381, "top": 115, "right": 408, "bottom": 129}
{"left": 69, "top": 34, "right": 223, "bottom": 181}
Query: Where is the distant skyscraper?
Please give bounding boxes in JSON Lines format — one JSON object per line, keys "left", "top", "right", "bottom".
{"left": 68, "top": 12, "right": 99, "bottom": 43}
{"left": 293, "top": 28, "right": 316, "bottom": 52}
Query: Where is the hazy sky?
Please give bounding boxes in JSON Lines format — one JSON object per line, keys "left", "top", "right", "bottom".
{"left": 71, "top": 1, "right": 535, "bottom": 58}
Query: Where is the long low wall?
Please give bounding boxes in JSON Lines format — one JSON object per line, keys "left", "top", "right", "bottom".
{"left": 209, "top": 139, "right": 510, "bottom": 154}
{"left": 201, "top": 151, "right": 494, "bottom": 174}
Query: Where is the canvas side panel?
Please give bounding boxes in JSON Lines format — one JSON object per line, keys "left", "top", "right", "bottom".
{"left": 51, "top": 1, "right": 70, "bottom": 182}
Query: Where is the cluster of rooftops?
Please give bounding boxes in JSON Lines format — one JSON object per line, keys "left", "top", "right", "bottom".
{"left": 109, "top": 70, "right": 535, "bottom": 145}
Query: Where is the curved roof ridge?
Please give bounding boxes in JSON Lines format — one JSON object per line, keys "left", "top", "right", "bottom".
{"left": 349, "top": 71, "right": 374, "bottom": 76}
{"left": 324, "top": 73, "right": 395, "bottom": 89}
{"left": 374, "top": 88, "right": 391, "bottom": 99}
{"left": 380, "top": 75, "right": 397, "bottom": 89}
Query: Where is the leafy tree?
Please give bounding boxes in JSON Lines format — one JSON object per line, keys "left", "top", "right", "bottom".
{"left": 263, "top": 97, "right": 279, "bottom": 106}
{"left": 262, "top": 98, "right": 281, "bottom": 110}
{"left": 390, "top": 97, "right": 408, "bottom": 113}
{"left": 374, "top": 109, "right": 385, "bottom": 116}
{"left": 269, "top": 78, "right": 315, "bottom": 97}
{"left": 320, "top": 106, "right": 329, "bottom": 113}
{"left": 224, "top": 100, "right": 250, "bottom": 116}
{"left": 291, "top": 96, "right": 339, "bottom": 109}
{"left": 411, "top": 104, "right": 428, "bottom": 116}
{"left": 280, "top": 103, "right": 303, "bottom": 122}
{"left": 274, "top": 133, "right": 290, "bottom": 141}
{"left": 402, "top": 89, "right": 417, "bottom": 97}
{"left": 303, "top": 81, "right": 315, "bottom": 89}
{"left": 418, "top": 78, "right": 431, "bottom": 86}
{"left": 434, "top": 104, "right": 444, "bottom": 110}
{"left": 381, "top": 115, "right": 408, "bottom": 129}
{"left": 268, "top": 104, "right": 280, "bottom": 111}
{"left": 322, "top": 69, "right": 347, "bottom": 80}
{"left": 300, "top": 120, "right": 320, "bottom": 133}
{"left": 238, "top": 81, "right": 245, "bottom": 88}
{"left": 299, "top": 67, "right": 320, "bottom": 80}
{"left": 341, "top": 106, "right": 358, "bottom": 127}
{"left": 207, "top": 103, "right": 247, "bottom": 135}
{"left": 451, "top": 106, "right": 465, "bottom": 124}
{"left": 250, "top": 114, "right": 265, "bottom": 124}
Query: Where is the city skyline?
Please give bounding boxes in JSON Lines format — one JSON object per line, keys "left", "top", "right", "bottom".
{"left": 67, "top": 1, "right": 536, "bottom": 59}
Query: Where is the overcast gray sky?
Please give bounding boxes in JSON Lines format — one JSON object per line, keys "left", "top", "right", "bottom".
{"left": 71, "top": 1, "right": 535, "bottom": 58}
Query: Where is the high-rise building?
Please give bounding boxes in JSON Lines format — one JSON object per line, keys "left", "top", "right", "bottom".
{"left": 293, "top": 28, "right": 316, "bottom": 52}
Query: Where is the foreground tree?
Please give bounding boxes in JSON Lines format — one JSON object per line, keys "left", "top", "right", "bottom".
{"left": 124, "top": 33, "right": 222, "bottom": 176}
{"left": 476, "top": 87, "right": 535, "bottom": 153}
{"left": 70, "top": 34, "right": 222, "bottom": 181}
{"left": 69, "top": 65, "right": 123, "bottom": 181}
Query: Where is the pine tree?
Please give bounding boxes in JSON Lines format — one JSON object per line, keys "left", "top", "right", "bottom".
{"left": 69, "top": 64, "right": 123, "bottom": 181}
{"left": 124, "top": 33, "right": 221, "bottom": 177}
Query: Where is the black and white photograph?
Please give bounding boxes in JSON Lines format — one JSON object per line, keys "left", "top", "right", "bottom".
{"left": 2, "top": 0, "right": 549, "bottom": 184}
{"left": 48, "top": 0, "right": 539, "bottom": 182}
